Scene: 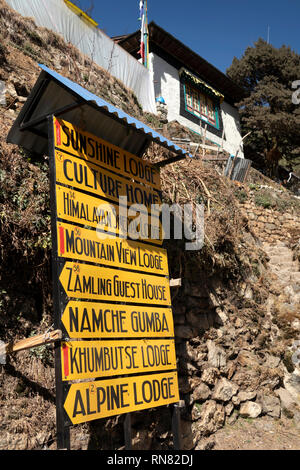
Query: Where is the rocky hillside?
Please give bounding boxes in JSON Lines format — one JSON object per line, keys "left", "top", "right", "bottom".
{"left": 0, "top": 1, "right": 300, "bottom": 450}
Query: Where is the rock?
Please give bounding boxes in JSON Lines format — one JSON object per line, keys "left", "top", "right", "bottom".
{"left": 226, "top": 410, "right": 238, "bottom": 425}
{"left": 244, "top": 285, "right": 253, "bottom": 300}
{"left": 212, "top": 378, "right": 239, "bottom": 402}
{"left": 232, "top": 395, "right": 241, "bottom": 406}
{"left": 195, "top": 436, "right": 215, "bottom": 450}
{"left": 237, "top": 390, "right": 257, "bottom": 402}
{"left": 239, "top": 401, "right": 262, "bottom": 419}
{"left": 185, "top": 342, "right": 206, "bottom": 364}
{"left": 208, "top": 291, "right": 220, "bottom": 307}
{"left": 132, "top": 429, "right": 153, "bottom": 450}
{"left": 174, "top": 325, "right": 197, "bottom": 339}
{"left": 191, "top": 383, "right": 211, "bottom": 402}
{"left": 191, "top": 403, "right": 202, "bottom": 421}
{"left": 181, "top": 420, "right": 197, "bottom": 450}
{"left": 232, "top": 369, "right": 260, "bottom": 390}
{"left": 226, "top": 362, "right": 237, "bottom": 380}
{"left": 293, "top": 410, "right": 300, "bottom": 430}
{"left": 6, "top": 83, "right": 17, "bottom": 98}
{"left": 275, "top": 388, "right": 297, "bottom": 418}
{"left": 201, "top": 367, "right": 220, "bottom": 386}
{"left": 235, "top": 318, "right": 244, "bottom": 328}
{"left": 178, "top": 360, "right": 198, "bottom": 376}
{"left": 186, "top": 309, "right": 210, "bottom": 330}
{"left": 196, "top": 400, "right": 225, "bottom": 436}
{"left": 264, "top": 355, "right": 281, "bottom": 368}
{"left": 179, "top": 376, "right": 192, "bottom": 394}
{"left": 237, "top": 350, "right": 260, "bottom": 368}
{"left": 257, "top": 394, "right": 281, "bottom": 418}
{"left": 207, "top": 340, "right": 227, "bottom": 368}
{"left": 225, "top": 402, "right": 234, "bottom": 416}
{"left": 284, "top": 372, "right": 300, "bottom": 402}
{"left": 215, "top": 307, "right": 228, "bottom": 325}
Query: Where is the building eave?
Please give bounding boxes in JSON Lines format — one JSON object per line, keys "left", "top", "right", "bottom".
{"left": 117, "top": 21, "right": 245, "bottom": 106}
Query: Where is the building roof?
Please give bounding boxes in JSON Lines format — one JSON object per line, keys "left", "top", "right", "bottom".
{"left": 115, "top": 22, "right": 245, "bottom": 105}
{"left": 7, "top": 64, "right": 192, "bottom": 164}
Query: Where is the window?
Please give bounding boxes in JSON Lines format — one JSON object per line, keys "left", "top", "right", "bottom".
{"left": 184, "top": 83, "right": 218, "bottom": 128}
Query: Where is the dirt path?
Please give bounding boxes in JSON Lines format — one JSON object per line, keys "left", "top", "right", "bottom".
{"left": 213, "top": 415, "right": 300, "bottom": 450}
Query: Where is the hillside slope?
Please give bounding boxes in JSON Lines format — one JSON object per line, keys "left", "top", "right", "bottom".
{"left": 0, "top": 1, "right": 300, "bottom": 450}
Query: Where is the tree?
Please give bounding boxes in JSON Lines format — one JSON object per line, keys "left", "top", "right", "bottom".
{"left": 71, "top": 1, "right": 95, "bottom": 17}
{"left": 227, "top": 39, "right": 300, "bottom": 175}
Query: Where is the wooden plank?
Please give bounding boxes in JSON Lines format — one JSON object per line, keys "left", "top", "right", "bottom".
{"left": 56, "top": 221, "right": 169, "bottom": 275}
{"left": 63, "top": 371, "right": 179, "bottom": 425}
{"left": 53, "top": 117, "right": 161, "bottom": 190}
{"left": 190, "top": 143, "right": 218, "bottom": 151}
{"left": 1, "top": 330, "right": 62, "bottom": 355}
{"left": 60, "top": 339, "right": 177, "bottom": 381}
{"left": 54, "top": 149, "right": 162, "bottom": 212}
{"left": 61, "top": 301, "right": 174, "bottom": 339}
{"left": 56, "top": 185, "right": 163, "bottom": 245}
{"left": 59, "top": 261, "right": 172, "bottom": 305}
{"left": 169, "top": 278, "right": 182, "bottom": 287}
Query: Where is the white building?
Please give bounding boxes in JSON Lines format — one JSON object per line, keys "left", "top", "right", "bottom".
{"left": 116, "top": 22, "right": 245, "bottom": 158}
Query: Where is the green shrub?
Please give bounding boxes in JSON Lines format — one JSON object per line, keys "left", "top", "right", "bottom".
{"left": 254, "top": 192, "right": 275, "bottom": 209}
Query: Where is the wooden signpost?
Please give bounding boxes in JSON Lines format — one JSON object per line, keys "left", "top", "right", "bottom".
{"left": 48, "top": 116, "right": 180, "bottom": 450}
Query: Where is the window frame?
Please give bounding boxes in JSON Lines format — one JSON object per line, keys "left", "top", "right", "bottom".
{"left": 183, "top": 82, "right": 220, "bottom": 130}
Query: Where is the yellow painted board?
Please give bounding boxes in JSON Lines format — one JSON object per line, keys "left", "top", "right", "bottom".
{"left": 54, "top": 149, "right": 162, "bottom": 214}
{"left": 56, "top": 185, "right": 163, "bottom": 245}
{"left": 53, "top": 117, "right": 161, "bottom": 190}
{"left": 64, "top": 1, "right": 99, "bottom": 27}
{"left": 59, "top": 261, "right": 171, "bottom": 305}
{"left": 57, "top": 221, "right": 168, "bottom": 275}
{"left": 61, "top": 301, "right": 174, "bottom": 339}
{"left": 64, "top": 371, "right": 179, "bottom": 424}
{"left": 61, "top": 339, "right": 177, "bottom": 381}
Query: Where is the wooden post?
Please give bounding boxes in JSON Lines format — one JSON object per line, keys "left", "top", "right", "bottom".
{"left": 124, "top": 413, "right": 132, "bottom": 450}
{"left": 217, "top": 129, "right": 225, "bottom": 157}
{"left": 172, "top": 401, "right": 184, "bottom": 450}
{"left": 48, "top": 115, "right": 70, "bottom": 450}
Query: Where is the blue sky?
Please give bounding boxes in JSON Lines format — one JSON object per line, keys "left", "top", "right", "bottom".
{"left": 74, "top": 0, "right": 300, "bottom": 73}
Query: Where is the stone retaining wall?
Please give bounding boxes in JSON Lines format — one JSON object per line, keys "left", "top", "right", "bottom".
{"left": 239, "top": 200, "right": 300, "bottom": 244}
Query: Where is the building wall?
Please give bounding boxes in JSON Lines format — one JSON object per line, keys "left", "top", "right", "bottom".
{"left": 149, "top": 52, "right": 244, "bottom": 157}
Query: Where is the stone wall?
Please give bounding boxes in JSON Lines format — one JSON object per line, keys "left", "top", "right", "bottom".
{"left": 239, "top": 194, "right": 300, "bottom": 245}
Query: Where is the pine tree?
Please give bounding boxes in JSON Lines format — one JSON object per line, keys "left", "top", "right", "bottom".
{"left": 227, "top": 39, "right": 300, "bottom": 175}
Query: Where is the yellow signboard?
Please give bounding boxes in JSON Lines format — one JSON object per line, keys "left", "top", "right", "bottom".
{"left": 55, "top": 149, "right": 162, "bottom": 214}
{"left": 56, "top": 185, "right": 163, "bottom": 245}
{"left": 59, "top": 262, "right": 171, "bottom": 305}
{"left": 61, "top": 302, "right": 174, "bottom": 339}
{"left": 64, "top": 371, "right": 179, "bottom": 424}
{"left": 57, "top": 221, "right": 168, "bottom": 275}
{"left": 61, "top": 339, "right": 177, "bottom": 381}
{"left": 53, "top": 117, "right": 161, "bottom": 190}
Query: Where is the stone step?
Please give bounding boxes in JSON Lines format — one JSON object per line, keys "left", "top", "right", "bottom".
{"left": 269, "top": 252, "right": 293, "bottom": 263}
{"left": 264, "top": 249, "right": 293, "bottom": 258}
{"left": 269, "top": 261, "right": 298, "bottom": 270}
{"left": 263, "top": 243, "right": 288, "bottom": 250}
{"left": 274, "top": 273, "right": 292, "bottom": 283}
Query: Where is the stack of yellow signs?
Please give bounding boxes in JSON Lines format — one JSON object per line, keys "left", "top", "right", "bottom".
{"left": 52, "top": 117, "right": 179, "bottom": 425}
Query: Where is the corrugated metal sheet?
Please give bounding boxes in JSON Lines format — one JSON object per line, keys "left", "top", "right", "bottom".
{"left": 7, "top": 64, "right": 193, "bottom": 160}
{"left": 224, "top": 156, "right": 252, "bottom": 182}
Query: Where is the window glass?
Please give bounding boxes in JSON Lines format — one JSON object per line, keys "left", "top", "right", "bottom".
{"left": 184, "top": 82, "right": 218, "bottom": 127}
